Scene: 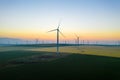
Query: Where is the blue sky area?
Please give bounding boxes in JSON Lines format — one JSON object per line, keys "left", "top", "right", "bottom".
{"left": 0, "top": 0, "right": 120, "bottom": 40}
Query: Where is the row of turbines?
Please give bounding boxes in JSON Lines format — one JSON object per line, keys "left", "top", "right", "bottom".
{"left": 4, "top": 39, "right": 120, "bottom": 45}
{"left": 6, "top": 39, "right": 119, "bottom": 45}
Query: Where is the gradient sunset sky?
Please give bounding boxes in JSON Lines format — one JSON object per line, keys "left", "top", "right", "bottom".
{"left": 0, "top": 0, "right": 120, "bottom": 41}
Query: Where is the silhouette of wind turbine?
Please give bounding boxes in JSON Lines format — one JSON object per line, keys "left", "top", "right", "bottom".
{"left": 75, "top": 34, "right": 79, "bottom": 47}
{"left": 48, "top": 21, "right": 64, "bottom": 56}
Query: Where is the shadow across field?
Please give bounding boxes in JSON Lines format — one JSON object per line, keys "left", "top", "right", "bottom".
{"left": 0, "top": 50, "right": 44, "bottom": 63}
{"left": 0, "top": 50, "right": 69, "bottom": 69}
{"left": 0, "top": 50, "right": 120, "bottom": 80}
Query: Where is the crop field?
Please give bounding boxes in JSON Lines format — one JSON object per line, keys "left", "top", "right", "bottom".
{"left": 29, "top": 46, "right": 120, "bottom": 58}
{"left": 0, "top": 45, "right": 120, "bottom": 80}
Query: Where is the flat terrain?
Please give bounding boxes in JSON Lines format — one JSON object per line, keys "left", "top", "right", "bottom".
{"left": 0, "top": 45, "right": 120, "bottom": 80}
{"left": 29, "top": 46, "right": 120, "bottom": 58}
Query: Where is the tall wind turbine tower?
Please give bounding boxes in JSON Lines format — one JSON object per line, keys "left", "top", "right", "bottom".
{"left": 48, "top": 21, "right": 64, "bottom": 56}
{"left": 75, "top": 34, "right": 79, "bottom": 47}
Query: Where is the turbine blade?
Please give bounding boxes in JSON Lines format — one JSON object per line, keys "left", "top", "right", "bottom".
{"left": 59, "top": 30, "right": 65, "bottom": 37}
{"left": 74, "top": 33, "right": 78, "bottom": 37}
{"left": 57, "top": 23, "right": 60, "bottom": 29}
{"left": 57, "top": 19, "right": 62, "bottom": 29}
{"left": 47, "top": 29, "right": 57, "bottom": 32}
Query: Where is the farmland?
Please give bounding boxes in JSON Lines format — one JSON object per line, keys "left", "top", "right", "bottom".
{"left": 0, "top": 45, "right": 120, "bottom": 80}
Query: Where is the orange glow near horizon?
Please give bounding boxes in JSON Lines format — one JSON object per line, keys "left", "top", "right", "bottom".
{"left": 0, "top": 30, "right": 120, "bottom": 41}
{"left": 0, "top": 24, "right": 120, "bottom": 41}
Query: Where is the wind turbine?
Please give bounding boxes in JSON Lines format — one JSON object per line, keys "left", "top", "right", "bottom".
{"left": 48, "top": 21, "right": 64, "bottom": 56}
{"left": 75, "top": 34, "right": 79, "bottom": 47}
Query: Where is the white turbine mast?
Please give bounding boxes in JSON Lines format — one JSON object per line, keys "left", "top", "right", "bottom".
{"left": 48, "top": 20, "right": 64, "bottom": 56}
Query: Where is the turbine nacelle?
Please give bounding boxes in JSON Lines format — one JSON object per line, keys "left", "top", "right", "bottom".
{"left": 48, "top": 28, "right": 65, "bottom": 37}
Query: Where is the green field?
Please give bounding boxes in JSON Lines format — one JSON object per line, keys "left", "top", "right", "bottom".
{"left": 0, "top": 45, "right": 120, "bottom": 80}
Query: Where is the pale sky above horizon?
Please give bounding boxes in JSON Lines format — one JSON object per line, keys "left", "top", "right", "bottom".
{"left": 0, "top": 0, "right": 120, "bottom": 41}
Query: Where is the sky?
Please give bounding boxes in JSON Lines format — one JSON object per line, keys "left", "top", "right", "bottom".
{"left": 0, "top": 0, "right": 120, "bottom": 41}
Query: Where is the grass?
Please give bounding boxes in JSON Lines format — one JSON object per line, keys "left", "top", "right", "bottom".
{"left": 0, "top": 54, "right": 120, "bottom": 80}
{"left": 29, "top": 46, "right": 120, "bottom": 58}
{"left": 0, "top": 46, "right": 45, "bottom": 63}
{"left": 0, "top": 45, "right": 120, "bottom": 80}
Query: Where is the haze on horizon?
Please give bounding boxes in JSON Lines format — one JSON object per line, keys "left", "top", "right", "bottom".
{"left": 0, "top": 0, "right": 120, "bottom": 41}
